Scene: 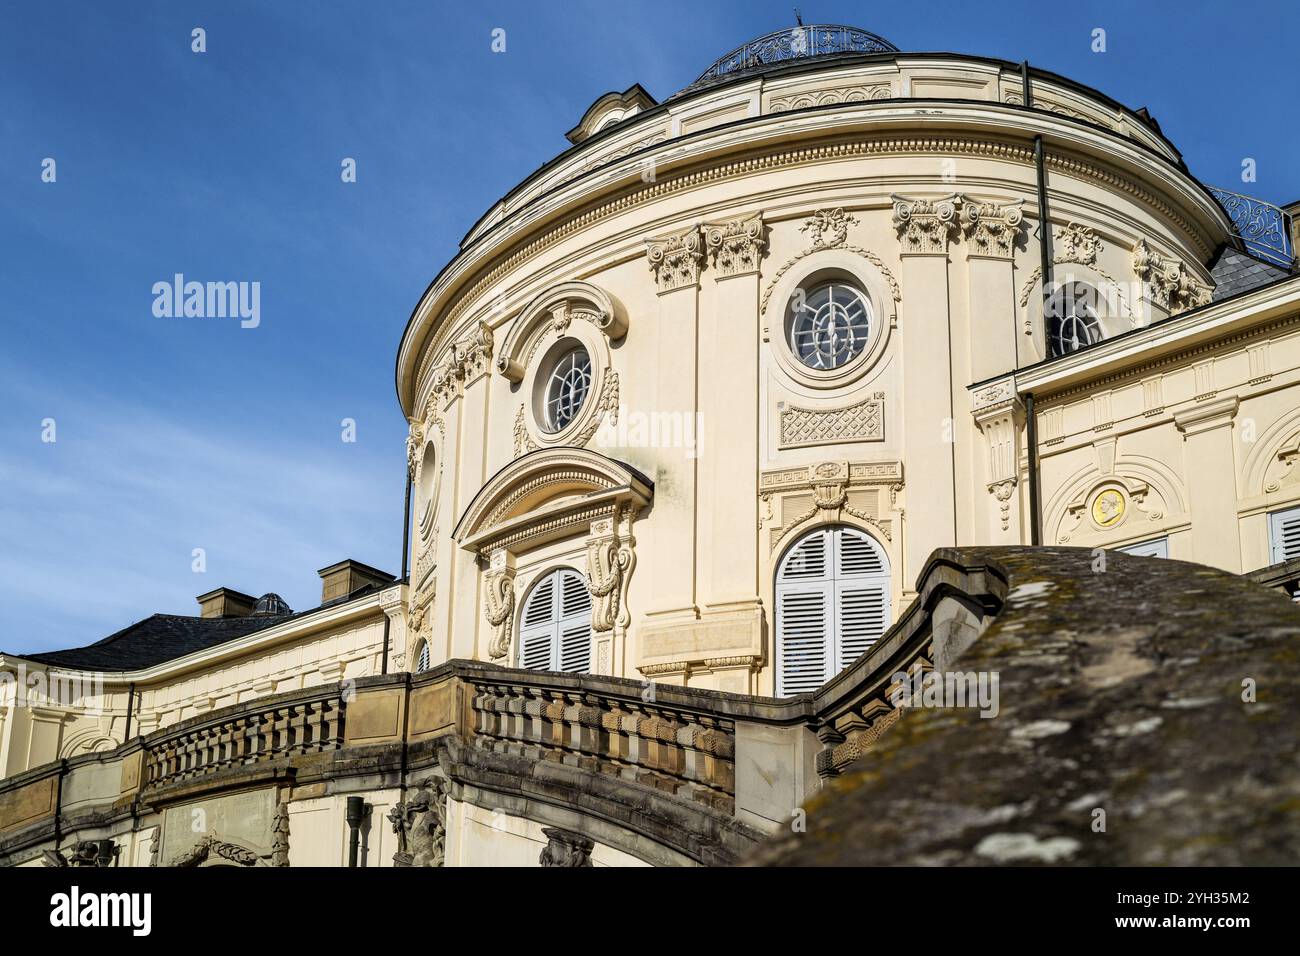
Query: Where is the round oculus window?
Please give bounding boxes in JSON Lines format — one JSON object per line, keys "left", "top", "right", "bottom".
{"left": 542, "top": 345, "right": 592, "bottom": 432}
{"left": 787, "top": 281, "right": 871, "bottom": 370}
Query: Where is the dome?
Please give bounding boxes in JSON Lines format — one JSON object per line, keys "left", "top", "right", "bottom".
{"left": 679, "top": 24, "right": 899, "bottom": 96}
{"left": 252, "top": 592, "right": 292, "bottom": 616}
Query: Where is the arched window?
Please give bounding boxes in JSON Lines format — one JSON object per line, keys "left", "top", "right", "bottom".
{"left": 1046, "top": 281, "right": 1102, "bottom": 357}
{"left": 775, "top": 526, "right": 891, "bottom": 697}
{"left": 415, "top": 639, "right": 431, "bottom": 673}
{"left": 518, "top": 568, "right": 592, "bottom": 673}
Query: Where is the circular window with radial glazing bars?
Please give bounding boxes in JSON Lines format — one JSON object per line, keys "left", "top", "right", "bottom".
{"left": 540, "top": 343, "right": 592, "bottom": 433}
{"left": 786, "top": 280, "right": 872, "bottom": 370}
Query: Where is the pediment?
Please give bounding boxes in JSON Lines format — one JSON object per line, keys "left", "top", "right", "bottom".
{"left": 454, "top": 447, "right": 652, "bottom": 555}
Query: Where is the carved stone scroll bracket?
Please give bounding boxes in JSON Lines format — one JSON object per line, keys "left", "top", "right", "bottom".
{"left": 539, "top": 827, "right": 595, "bottom": 867}
{"left": 971, "top": 379, "right": 1025, "bottom": 538}
{"left": 585, "top": 516, "right": 635, "bottom": 634}
{"left": 483, "top": 549, "right": 517, "bottom": 661}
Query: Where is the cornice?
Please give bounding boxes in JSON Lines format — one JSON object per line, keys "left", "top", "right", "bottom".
{"left": 1016, "top": 278, "right": 1300, "bottom": 403}
{"left": 399, "top": 103, "right": 1231, "bottom": 412}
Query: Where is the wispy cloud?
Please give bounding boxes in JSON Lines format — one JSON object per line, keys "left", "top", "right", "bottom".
{"left": 0, "top": 365, "right": 401, "bottom": 655}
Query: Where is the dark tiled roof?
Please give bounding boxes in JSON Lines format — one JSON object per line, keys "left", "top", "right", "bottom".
{"left": 18, "top": 614, "right": 289, "bottom": 671}
{"left": 12, "top": 582, "right": 390, "bottom": 672}
{"left": 1210, "top": 246, "right": 1291, "bottom": 300}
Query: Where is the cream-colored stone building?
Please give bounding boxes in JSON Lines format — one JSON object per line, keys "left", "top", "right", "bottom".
{"left": 3, "top": 24, "right": 1297, "bottom": 868}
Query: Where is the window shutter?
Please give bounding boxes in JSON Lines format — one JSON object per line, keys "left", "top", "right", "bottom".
{"left": 1270, "top": 507, "right": 1300, "bottom": 564}
{"left": 519, "top": 574, "right": 556, "bottom": 671}
{"left": 557, "top": 569, "right": 592, "bottom": 673}
{"left": 517, "top": 569, "right": 591, "bottom": 673}
{"left": 776, "top": 526, "right": 892, "bottom": 697}
{"left": 776, "top": 585, "right": 830, "bottom": 696}
{"left": 835, "top": 582, "right": 888, "bottom": 670}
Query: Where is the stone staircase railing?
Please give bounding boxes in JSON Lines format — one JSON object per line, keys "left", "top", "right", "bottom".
{"left": 143, "top": 686, "right": 345, "bottom": 789}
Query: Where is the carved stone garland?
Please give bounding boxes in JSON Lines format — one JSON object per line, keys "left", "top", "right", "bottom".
{"left": 758, "top": 207, "right": 901, "bottom": 315}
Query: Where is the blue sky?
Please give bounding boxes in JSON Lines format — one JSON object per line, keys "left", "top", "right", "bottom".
{"left": 2, "top": 0, "right": 1297, "bottom": 655}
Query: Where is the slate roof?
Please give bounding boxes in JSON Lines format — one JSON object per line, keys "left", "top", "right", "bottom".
{"left": 1210, "top": 245, "right": 1292, "bottom": 300}
{"left": 10, "top": 582, "right": 390, "bottom": 672}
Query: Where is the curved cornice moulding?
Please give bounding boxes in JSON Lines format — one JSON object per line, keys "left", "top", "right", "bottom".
{"left": 494, "top": 280, "right": 626, "bottom": 382}
{"left": 397, "top": 102, "right": 1233, "bottom": 413}
{"left": 453, "top": 447, "right": 653, "bottom": 555}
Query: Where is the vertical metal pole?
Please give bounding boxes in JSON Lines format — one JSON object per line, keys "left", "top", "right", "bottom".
{"left": 1025, "top": 392, "right": 1042, "bottom": 546}
{"left": 400, "top": 472, "right": 413, "bottom": 584}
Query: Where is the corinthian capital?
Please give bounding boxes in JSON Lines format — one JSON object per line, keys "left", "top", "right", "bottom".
{"left": 891, "top": 194, "right": 961, "bottom": 255}
{"left": 703, "top": 214, "right": 766, "bottom": 278}
{"left": 645, "top": 227, "right": 704, "bottom": 292}
{"left": 960, "top": 198, "right": 1025, "bottom": 259}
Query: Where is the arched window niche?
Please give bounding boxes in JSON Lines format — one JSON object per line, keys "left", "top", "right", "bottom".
{"left": 453, "top": 447, "right": 652, "bottom": 675}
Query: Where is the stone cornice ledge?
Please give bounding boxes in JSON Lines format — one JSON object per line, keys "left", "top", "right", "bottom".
{"left": 1012, "top": 277, "right": 1300, "bottom": 400}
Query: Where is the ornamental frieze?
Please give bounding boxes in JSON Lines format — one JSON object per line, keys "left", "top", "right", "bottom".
{"left": 760, "top": 460, "right": 902, "bottom": 549}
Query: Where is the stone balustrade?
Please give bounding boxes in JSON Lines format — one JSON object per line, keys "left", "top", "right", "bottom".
{"left": 143, "top": 688, "right": 346, "bottom": 790}
{"left": 467, "top": 679, "right": 737, "bottom": 812}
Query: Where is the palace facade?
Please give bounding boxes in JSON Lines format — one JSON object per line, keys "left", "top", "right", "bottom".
{"left": 3, "top": 25, "right": 1298, "bottom": 867}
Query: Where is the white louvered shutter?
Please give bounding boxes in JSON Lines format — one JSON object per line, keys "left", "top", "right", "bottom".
{"left": 777, "top": 527, "right": 891, "bottom": 697}
{"left": 519, "top": 574, "right": 557, "bottom": 671}
{"left": 776, "top": 529, "right": 832, "bottom": 696}
{"left": 517, "top": 569, "right": 592, "bottom": 673}
{"left": 1270, "top": 507, "right": 1300, "bottom": 564}
{"left": 557, "top": 569, "right": 592, "bottom": 673}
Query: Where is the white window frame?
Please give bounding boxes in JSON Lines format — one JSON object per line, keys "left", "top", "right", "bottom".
{"left": 1116, "top": 537, "right": 1168, "bottom": 559}
{"left": 775, "top": 526, "right": 891, "bottom": 697}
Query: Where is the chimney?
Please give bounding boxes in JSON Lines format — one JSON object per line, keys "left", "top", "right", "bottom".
{"left": 317, "top": 559, "right": 395, "bottom": 605}
{"left": 196, "top": 587, "right": 258, "bottom": 619}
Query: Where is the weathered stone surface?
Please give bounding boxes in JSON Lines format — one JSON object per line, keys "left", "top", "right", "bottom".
{"left": 751, "top": 546, "right": 1300, "bottom": 866}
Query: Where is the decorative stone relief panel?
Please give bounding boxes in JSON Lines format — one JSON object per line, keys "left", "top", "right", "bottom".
{"left": 778, "top": 394, "right": 885, "bottom": 449}
{"left": 389, "top": 777, "right": 447, "bottom": 867}
{"left": 1056, "top": 477, "right": 1168, "bottom": 544}
{"left": 760, "top": 460, "right": 902, "bottom": 550}
{"left": 769, "top": 84, "right": 891, "bottom": 112}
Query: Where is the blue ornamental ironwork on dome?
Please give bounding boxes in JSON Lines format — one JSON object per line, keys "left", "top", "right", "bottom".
{"left": 1207, "top": 186, "right": 1294, "bottom": 269}
{"left": 685, "top": 25, "right": 899, "bottom": 92}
